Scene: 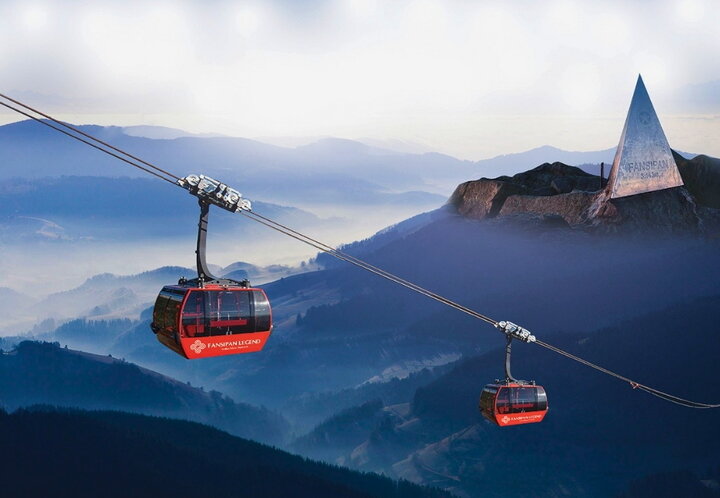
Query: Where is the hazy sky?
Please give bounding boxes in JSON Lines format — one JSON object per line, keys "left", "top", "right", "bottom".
{"left": 0, "top": 0, "right": 718, "bottom": 159}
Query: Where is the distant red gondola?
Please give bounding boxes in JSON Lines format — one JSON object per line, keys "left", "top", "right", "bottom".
{"left": 151, "top": 284, "right": 272, "bottom": 359}
{"left": 479, "top": 326, "right": 549, "bottom": 427}
{"left": 479, "top": 383, "right": 548, "bottom": 427}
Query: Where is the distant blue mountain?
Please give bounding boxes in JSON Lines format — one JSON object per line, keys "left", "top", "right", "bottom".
{"left": 0, "top": 176, "right": 320, "bottom": 242}
{"left": 122, "top": 124, "right": 226, "bottom": 139}
{"left": 2, "top": 135, "right": 718, "bottom": 497}
{"left": 475, "top": 145, "right": 615, "bottom": 178}
{"left": 1, "top": 119, "right": 668, "bottom": 203}
{"left": 27, "top": 266, "right": 193, "bottom": 331}
{"left": 15, "top": 263, "right": 303, "bottom": 336}
{"left": 473, "top": 144, "right": 697, "bottom": 179}
{"left": 0, "top": 120, "right": 453, "bottom": 206}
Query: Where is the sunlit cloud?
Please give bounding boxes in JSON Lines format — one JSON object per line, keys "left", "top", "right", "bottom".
{"left": 545, "top": 0, "right": 581, "bottom": 37}
{"left": 21, "top": 3, "right": 49, "bottom": 31}
{"left": 468, "top": 6, "right": 542, "bottom": 95}
{"left": 235, "top": 4, "right": 263, "bottom": 37}
{"left": 562, "top": 64, "right": 601, "bottom": 112}
{"left": 0, "top": 0, "right": 718, "bottom": 159}
{"left": 404, "top": 0, "right": 448, "bottom": 41}
{"left": 675, "top": 0, "right": 704, "bottom": 22}
{"left": 635, "top": 52, "right": 670, "bottom": 91}
{"left": 343, "top": 0, "right": 379, "bottom": 18}
{"left": 592, "top": 11, "right": 632, "bottom": 58}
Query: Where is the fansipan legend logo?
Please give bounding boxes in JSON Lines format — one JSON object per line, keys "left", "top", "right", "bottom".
{"left": 190, "top": 340, "right": 206, "bottom": 354}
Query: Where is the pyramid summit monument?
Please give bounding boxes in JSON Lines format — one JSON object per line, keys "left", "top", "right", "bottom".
{"left": 450, "top": 73, "right": 713, "bottom": 233}
{"left": 606, "top": 74, "right": 684, "bottom": 199}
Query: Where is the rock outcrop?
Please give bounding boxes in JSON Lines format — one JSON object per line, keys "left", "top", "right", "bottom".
{"left": 675, "top": 152, "right": 720, "bottom": 209}
{"left": 449, "top": 179, "right": 527, "bottom": 219}
{"left": 499, "top": 191, "right": 596, "bottom": 226}
{"left": 449, "top": 155, "right": 720, "bottom": 233}
{"left": 585, "top": 187, "right": 700, "bottom": 232}
{"left": 449, "top": 162, "right": 600, "bottom": 221}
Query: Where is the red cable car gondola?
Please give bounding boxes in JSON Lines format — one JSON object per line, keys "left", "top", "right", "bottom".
{"left": 479, "top": 382, "right": 548, "bottom": 426}
{"left": 479, "top": 334, "right": 549, "bottom": 426}
{"left": 151, "top": 284, "right": 272, "bottom": 359}
{"left": 150, "top": 197, "right": 273, "bottom": 359}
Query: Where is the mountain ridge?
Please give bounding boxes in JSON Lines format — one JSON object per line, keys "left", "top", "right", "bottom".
{"left": 294, "top": 295, "right": 720, "bottom": 497}
{"left": 0, "top": 340, "right": 290, "bottom": 446}
{"left": 0, "top": 407, "right": 451, "bottom": 498}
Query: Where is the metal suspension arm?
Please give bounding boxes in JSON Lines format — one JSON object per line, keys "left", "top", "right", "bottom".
{"left": 191, "top": 198, "right": 248, "bottom": 288}
{"left": 177, "top": 174, "right": 252, "bottom": 287}
{"left": 195, "top": 199, "right": 218, "bottom": 284}
{"left": 504, "top": 335, "right": 517, "bottom": 383}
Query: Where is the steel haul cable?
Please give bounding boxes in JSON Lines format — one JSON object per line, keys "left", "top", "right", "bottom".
{"left": 2, "top": 92, "right": 718, "bottom": 409}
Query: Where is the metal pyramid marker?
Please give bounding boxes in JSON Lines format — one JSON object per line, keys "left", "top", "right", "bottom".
{"left": 607, "top": 75, "right": 684, "bottom": 199}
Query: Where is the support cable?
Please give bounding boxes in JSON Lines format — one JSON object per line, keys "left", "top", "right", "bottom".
{"left": 240, "top": 210, "right": 497, "bottom": 325}
{"left": 534, "top": 339, "right": 720, "bottom": 408}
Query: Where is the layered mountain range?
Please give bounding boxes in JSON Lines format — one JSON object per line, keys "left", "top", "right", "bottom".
{"left": 2, "top": 122, "right": 719, "bottom": 496}
{"left": 287, "top": 295, "right": 720, "bottom": 497}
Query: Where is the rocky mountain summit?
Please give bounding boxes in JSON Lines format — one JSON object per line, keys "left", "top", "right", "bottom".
{"left": 450, "top": 152, "right": 720, "bottom": 232}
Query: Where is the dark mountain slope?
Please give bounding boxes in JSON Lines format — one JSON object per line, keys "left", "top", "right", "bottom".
{"left": 0, "top": 407, "right": 451, "bottom": 498}
{"left": 283, "top": 362, "right": 453, "bottom": 432}
{"left": 263, "top": 215, "right": 718, "bottom": 365}
{"left": 675, "top": 152, "right": 720, "bottom": 209}
{"left": 154, "top": 206, "right": 720, "bottom": 419}
{"left": 0, "top": 341, "right": 289, "bottom": 446}
{"left": 291, "top": 399, "right": 390, "bottom": 462}
{"left": 382, "top": 295, "right": 720, "bottom": 496}
{"left": 620, "top": 468, "right": 720, "bottom": 498}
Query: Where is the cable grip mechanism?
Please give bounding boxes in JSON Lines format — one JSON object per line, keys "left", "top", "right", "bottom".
{"left": 496, "top": 321, "right": 536, "bottom": 343}
{"left": 178, "top": 174, "right": 252, "bottom": 213}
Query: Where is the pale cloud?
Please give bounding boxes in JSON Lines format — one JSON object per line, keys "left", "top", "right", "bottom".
{"left": 0, "top": 0, "right": 718, "bottom": 159}
{"left": 675, "top": 0, "right": 705, "bottom": 22}
{"left": 21, "top": 3, "right": 50, "bottom": 32}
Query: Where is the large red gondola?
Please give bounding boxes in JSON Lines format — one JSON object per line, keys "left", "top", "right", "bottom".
{"left": 150, "top": 195, "right": 273, "bottom": 359}
{"left": 479, "top": 383, "right": 548, "bottom": 427}
{"left": 151, "top": 284, "right": 272, "bottom": 359}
